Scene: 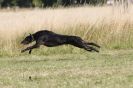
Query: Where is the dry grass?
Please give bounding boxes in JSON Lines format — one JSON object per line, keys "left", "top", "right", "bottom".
{"left": 0, "top": 6, "right": 133, "bottom": 56}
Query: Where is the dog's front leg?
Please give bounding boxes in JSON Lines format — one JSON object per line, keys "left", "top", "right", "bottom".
{"left": 21, "top": 44, "right": 40, "bottom": 54}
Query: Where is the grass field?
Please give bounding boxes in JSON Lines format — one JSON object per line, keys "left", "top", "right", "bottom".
{"left": 0, "top": 6, "right": 133, "bottom": 88}
{"left": 0, "top": 50, "right": 133, "bottom": 88}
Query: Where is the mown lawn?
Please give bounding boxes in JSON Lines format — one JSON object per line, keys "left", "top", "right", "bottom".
{"left": 0, "top": 50, "right": 133, "bottom": 88}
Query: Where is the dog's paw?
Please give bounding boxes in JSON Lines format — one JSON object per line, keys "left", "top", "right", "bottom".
{"left": 92, "top": 49, "right": 99, "bottom": 53}
{"left": 95, "top": 50, "right": 99, "bottom": 53}
{"left": 98, "top": 45, "right": 101, "bottom": 48}
{"left": 29, "top": 50, "right": 32, "bottom": 54}
{"left": 21, "top": 50, "right": 25, "bottom": 53}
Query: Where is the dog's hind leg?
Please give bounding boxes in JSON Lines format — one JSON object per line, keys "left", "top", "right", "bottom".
{"left": 69, "top": 37, "right": 99, "bottom": 52}
{"left": 86, "top": 42, "right": 100, "bottom": 48}
{"left": 83, "top": 43, "right": 99, "bottom": 52}
{"left": 73, "top": 42, "right": 99, "bottom": 52}
{"left": 81, "top": 41, "right": 100, "bottom": 52}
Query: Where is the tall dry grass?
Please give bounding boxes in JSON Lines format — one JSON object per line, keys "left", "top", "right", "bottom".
{"left": 0, "top": 6, "right": 133, "bottom": 56}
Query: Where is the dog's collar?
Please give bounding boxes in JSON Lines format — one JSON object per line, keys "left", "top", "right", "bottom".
{"left": 30, "top": 34, "right": 34, "bottom": 42}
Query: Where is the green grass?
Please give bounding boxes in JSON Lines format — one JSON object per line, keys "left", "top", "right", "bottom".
{"left": 0, "top": 50, "right": 133, "bottom": 88}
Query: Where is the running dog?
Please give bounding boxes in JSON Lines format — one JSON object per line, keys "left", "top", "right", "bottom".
{"left": 21, "top": 30, "right": 100, "bottom": 54}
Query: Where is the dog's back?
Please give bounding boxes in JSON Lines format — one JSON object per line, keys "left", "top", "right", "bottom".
{"left": 32, "top": 30, "right": 55, "bottom": 40}
{"left": 33, "top": 30, "right": 54, "bottom": 37}
{"left": 33, "top": 30, "right": 70, "bottom": 41}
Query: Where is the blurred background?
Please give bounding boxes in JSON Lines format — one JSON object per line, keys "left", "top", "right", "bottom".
{"left": 0, "top": 0, "right": 132, "bottom": 8}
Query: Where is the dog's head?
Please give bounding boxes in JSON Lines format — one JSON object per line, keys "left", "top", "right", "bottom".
{"left": 21, "top": 34, "right": 34, "bottom": 45}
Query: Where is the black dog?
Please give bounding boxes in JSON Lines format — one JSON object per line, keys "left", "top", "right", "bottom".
{"left": 21, "top": 30, "right": 100, "bottom": 54}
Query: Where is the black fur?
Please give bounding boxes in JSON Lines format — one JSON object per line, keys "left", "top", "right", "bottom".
{"left": 21, "top": 30, "right": 100, "bottom": 54}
